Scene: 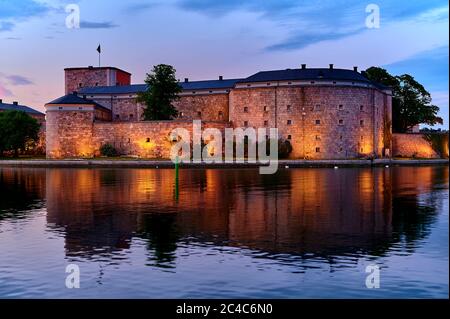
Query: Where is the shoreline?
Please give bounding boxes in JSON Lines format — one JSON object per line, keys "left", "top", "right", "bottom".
{"left": 0, "top": 158, "right": 448, "bottom": 168}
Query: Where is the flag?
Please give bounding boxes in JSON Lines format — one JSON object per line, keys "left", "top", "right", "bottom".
{"left": 97, "top": 45, "right": 101, "bottom": 53}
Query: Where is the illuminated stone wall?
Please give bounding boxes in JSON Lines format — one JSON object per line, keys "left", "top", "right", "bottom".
{"left": 46, "top": 110, "right": 95, "bottom": 158}
{"left": 92, "top": 120, "right": 230, "bottom": 158}
{"left": 229, "top": 86, "right": 391, "bottom": 159}
{"left": 392, "top": 133, "right": 448, "bottom": 158}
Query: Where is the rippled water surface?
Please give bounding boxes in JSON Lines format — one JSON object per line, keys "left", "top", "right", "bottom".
{"left": 0, "top": 166, "right": 448, "bottom": 298}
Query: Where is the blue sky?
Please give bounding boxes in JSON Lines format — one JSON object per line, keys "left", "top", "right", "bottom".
{"left": 0, "top": 0, "right": 448, "bottom": 129}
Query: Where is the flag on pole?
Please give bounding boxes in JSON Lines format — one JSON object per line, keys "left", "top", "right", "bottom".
{"left": 97, "top": 44, "right": 101, "bottom": 67}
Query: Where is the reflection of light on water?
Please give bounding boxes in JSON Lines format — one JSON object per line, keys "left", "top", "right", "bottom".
{"left": 0, "top": 166, "right": 448, "bottom": 298}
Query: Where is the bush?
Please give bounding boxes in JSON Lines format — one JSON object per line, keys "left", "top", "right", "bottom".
{"left": 100, "top": 144, "right": 118, "bottom": 157}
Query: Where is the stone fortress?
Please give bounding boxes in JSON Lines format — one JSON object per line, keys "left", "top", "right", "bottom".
{"left": 45, "top": 64, "right": 394, "bottom": 159}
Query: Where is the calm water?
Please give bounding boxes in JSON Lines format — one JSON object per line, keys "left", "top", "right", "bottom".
{"left": 0, "top": 166, "right": 448, "bottom": 298}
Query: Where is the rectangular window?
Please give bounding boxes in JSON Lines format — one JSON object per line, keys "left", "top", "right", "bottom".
{"left": 264, "top": 106, "right": 269, "bottom": 112}
{"left": 315, "top": 147, "right": 320, "bottom": 153}
{"left": 339, "top": 135, "right": 343, "bottom": 140}
{"left": 197, "top": 111, "right": 202, "bottom": 117}
{"left": 264, "top": 120, "right": 268, "bottom": 126}
{"left": 218, "top": 111, "right": 223, "bottom": 117}
{"left": 287, "top": 105, "right": 291, "bottom": 111}
{"left": 338, "top": 104, "right": 344, "bottom": 110}
{"left": 339, "top": 119, "right": 344, "bottom": 125}
{"left": 244, "top": 121, "right": 248, "bottom": 127}
{"left": 360, "top": 120, "right": 364, "bottom": 127}
{"left": 360, "top": 136, "right": 364, "bottom": 141}
{"left": 244, "top": 107, "right": 248, "bottom": 113}
{"left": 315, "top": 104, "right": 321, "bottom": 111}
{"left": 339, "top": 147, "right": 343, "bottom": 152}
{"left": 360, "top": 105, "right": 364, "bottom": 111}
{"left": 287, "top": 120, "right": 292, "bottom": 125}
{"left": 287, "top": 135, "right": 292, "bottom": 140}
{"left": 315, "top": 119, "right": 321, "bottom": 125}
{"left": 315, "top": 135, "right": 321, "bottom": 141}
{"left": 179, "top": 112, "right": 183, "bottom": 118}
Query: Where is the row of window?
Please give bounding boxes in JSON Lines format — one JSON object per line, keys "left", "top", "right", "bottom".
{"left": 242, "top": 105, "right": 366, "bottom": 112}
{"left": 312, "top": 147, "right": 365, "bottom": 153}
{"left": 242, "top": 119, "right": 365, "bottom": 126}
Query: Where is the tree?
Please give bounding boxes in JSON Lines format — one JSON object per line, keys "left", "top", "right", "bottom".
{"left": 0, "top": 110, "right": 40, "bottom": 157}
{"left": 137, "top": 64, "right": 182, "bottom": 120}
{"left": 365, "top": 67, "right": 443, "bottom": 132}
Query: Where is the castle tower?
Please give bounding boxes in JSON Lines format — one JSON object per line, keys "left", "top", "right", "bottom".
{"left": 64, "top": 66, "right": 131, "bottom": 94}
{"left": 45, "top": 93, "right": 112, "bottom": 158}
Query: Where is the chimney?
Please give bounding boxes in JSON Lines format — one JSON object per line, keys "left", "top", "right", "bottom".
{"left": 329, "top": 64, "right": 334, "bottom": 70}
{"left": 219, "top": 76, "right": 223, "bottom": 81}
{"left": 13, "top": 101, "right": 18, "bottom": 105}
{"left": 353, "top": 66, "right": 358, "bottom": 72}
{"left": 184, "top": 78, "right": 189, "bottom": 83}
{"left": 301, "top": 64, "right": 306, "bottom": 69}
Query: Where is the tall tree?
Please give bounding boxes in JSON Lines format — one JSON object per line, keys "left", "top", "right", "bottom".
{"left": 137, "top": 64, "right": 182, "bottom": 120}
{"left": 0, "top": 110, "right": 40, "bottom": 157}
{"left": 365, "top": 67, "right": 443, "bottom": 132}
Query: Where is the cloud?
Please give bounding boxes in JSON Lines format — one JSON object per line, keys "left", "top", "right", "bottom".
{"left": 0, "top": 0, "right": 49, "bottom": 19}
{"left": 125, "top": 2, "right": 159, "bottom": 13}
{"left": 0, "top": 0, "right": 50, "bottom": 32}
{"left": 80, "top": 21, "right": 118, "bottom": 29}
{"left": 178, "top": 0, "right": 449, "bottom": 51}
{"left": 6, "top": 75, "right": 33, "bottom": 85}
{"left": 0, "top": 21, "right": 14, "bottom": 32}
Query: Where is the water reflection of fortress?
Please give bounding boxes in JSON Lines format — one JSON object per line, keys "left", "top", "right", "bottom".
{"left": 1, "top": 166, "right": 447, "bottom": 265}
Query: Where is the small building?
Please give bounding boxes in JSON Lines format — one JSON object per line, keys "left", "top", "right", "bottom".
{"left": 0, "top": 99, "right": 45, "bottom": 123}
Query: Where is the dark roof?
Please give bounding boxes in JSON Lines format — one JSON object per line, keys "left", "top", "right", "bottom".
{"left": 78, "top": 79, "right": 242, "bottom": 95}
{"left": 64, "top": 66, "right": 131, "bottom": 75}
{"left": 180, "top": 78, "right": 242, "bottom": 90}
{"left": 239, "top": 68, "right": 372, "bottom": 84}
{"left": 46, "top": 93, "right": 109, "bottom": 110}
{"left": 0, "top": 101, "right": 44, "bottom": 115}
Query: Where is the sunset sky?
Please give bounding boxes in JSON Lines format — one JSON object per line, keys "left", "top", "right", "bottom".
{"left": 0, "top": 0, "right": 448, "bottom": 129}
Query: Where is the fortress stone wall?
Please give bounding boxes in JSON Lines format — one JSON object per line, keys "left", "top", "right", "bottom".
{"left": 46, "top": 65, "right": 395, "bottom": 160}
{"left": 393, "top": 133, "right": 449, "bottom": 158}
